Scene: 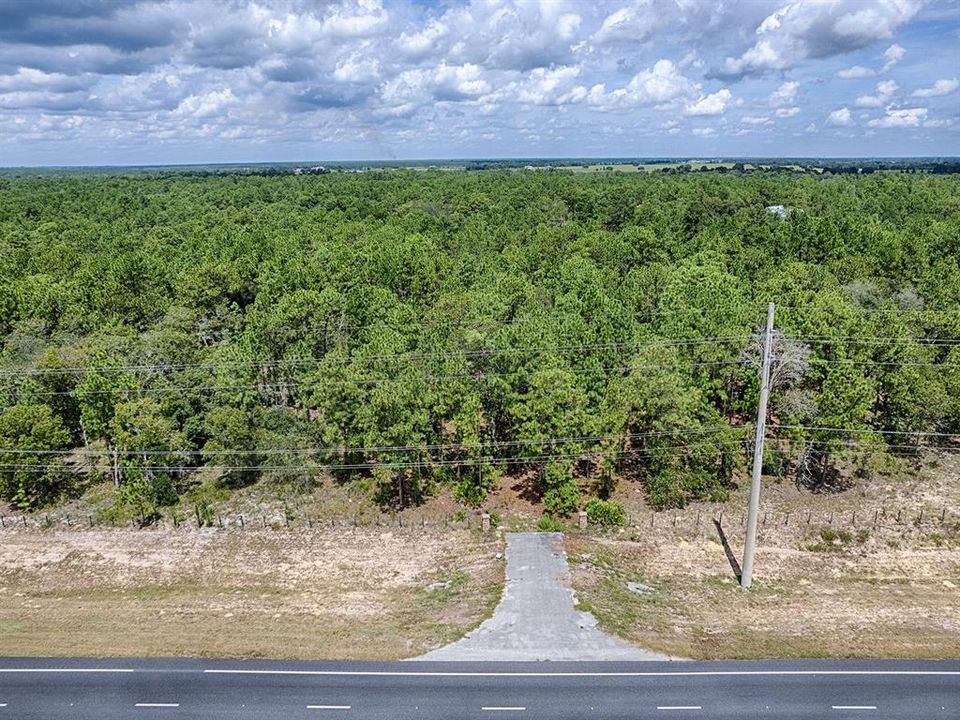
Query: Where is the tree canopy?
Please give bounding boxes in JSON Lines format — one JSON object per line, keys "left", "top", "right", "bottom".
{"left": 1, "top": 169, "right": 958, "bottom": 514}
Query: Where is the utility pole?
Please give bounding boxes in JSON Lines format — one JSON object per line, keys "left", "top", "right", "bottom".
{"left": 741, "top": 302, "right": 775, "bottom": 590}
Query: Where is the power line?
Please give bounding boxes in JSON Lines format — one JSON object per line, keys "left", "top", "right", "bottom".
{"left": 771, "top": 439, "right": 955, "bottom": 452}
{"left": 772, "top": 305, "right": 960, "bottom": 317}
{"left": 8, "top": 355, "right": 960, "bottom": 399}
{"left": 810, "top": 359, "right": 960, "bottom": 368}
{"left": 0, "top": 440, "right": 750, "bottom": 473}
{"left": 5, "top": 334, "right": 959, "bottom": 381}
{"left": 0, "top": 336, "right": 752, "bottom": 377}
{"left": 771, "top": 425, "right": 960, "bottom": 439}
{"left": 785, "top": 334, "right": 960, "bottom": 347}
{"left": 0, "top": 426, "right": 747, "bottom": 457}
{"left": 1, "top": 360, "right": 750, "bottom": 397}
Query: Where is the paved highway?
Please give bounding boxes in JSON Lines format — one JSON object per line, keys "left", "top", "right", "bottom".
{"left": 0, "top": 658, "right": 957, "bottom": 719}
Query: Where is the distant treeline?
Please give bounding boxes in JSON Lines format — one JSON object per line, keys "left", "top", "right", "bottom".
{"left": 0, "top": 170, "right": 958, "bottom": 520}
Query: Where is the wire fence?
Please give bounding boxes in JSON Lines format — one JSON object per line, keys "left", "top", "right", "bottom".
{"left": 1, "top": 503, "right": 956, "bottom": 537}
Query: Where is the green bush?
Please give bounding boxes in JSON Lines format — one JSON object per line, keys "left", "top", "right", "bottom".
{"left": 537, "top": 515, "right": 562, "bottom": 532}
{"left": 585, "top": 499, "right": 626, "bottom": 527}
{"left": 541, "top": 460, "right": 581, "bottom": 516}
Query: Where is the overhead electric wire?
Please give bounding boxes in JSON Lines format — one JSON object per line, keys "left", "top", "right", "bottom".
{"left": 808, "top": 359, "right": 960, "bottom": 368}
{"left": 1, "top": 359, "right": 751, "bottom": 398}
{"left": 784, "top": 334, "right": 960, "bottom": 346}
{"left": 771, "top": 425, "right": 960, "bottom": 438}
{"left": 0, "top": 336, "right": 753, "bottom": 377}
{"left": 0, "top": 439, "right": 750, "bottom": 473}
{"left": 0, "top": 426, "right": 748, "bottom": 457}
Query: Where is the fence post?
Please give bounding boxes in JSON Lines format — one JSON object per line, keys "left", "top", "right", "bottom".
{"left": 239, "top": 514, "right": 244, "bottom": 529}
{"left": 482, "top": 513, "right": 491, "bottom": 532}
{"left": 578, "top": 511, "right": 587, "bottom": 530}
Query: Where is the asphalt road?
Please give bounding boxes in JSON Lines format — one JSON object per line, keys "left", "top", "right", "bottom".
{"left": 1, "top": 658, "right": 957, "bottom": 719}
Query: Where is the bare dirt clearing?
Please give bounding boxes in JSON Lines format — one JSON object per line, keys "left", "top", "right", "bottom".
{"left": 567, "top": 462, "right": 960, "bottom": 660}
{"left": 0, "top": 528, "right": 503, "bottom": 660}
{"left": 569, "top": 532, "right": 960, "bottom": 659}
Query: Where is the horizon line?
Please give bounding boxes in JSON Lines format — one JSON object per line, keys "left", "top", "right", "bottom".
{"left": 2, "top": 154, "right": 959, "bottom": 170}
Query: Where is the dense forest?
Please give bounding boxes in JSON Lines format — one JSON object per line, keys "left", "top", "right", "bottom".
{"left": 1, "top": 170, "right": 959, "bottom": 520}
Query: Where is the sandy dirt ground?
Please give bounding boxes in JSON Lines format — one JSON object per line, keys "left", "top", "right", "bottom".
{"left": 0, "top": 527, "right": 503, "bottom": 660}
{"left": 566, "top": 455, "right": 960, "bottom": 660}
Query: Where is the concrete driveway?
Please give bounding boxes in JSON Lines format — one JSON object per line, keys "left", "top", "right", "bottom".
{"left": 416, "top": 532, "right": 673, "bottom": 661}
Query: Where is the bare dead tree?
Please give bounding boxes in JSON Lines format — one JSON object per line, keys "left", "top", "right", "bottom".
{"left": 741, "top": 330, "right": 811, "bottom": 392}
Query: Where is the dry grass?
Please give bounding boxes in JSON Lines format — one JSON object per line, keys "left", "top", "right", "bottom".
{"left": 0, "top": 527, "right": 503, "bottom": 660}
{"left": 566, "top": 459, "right": 960, "bottom": 660}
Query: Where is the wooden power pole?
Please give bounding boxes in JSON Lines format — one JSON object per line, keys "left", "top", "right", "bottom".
{"left": 741, "top": 302, "right": 775, "bottom": 590}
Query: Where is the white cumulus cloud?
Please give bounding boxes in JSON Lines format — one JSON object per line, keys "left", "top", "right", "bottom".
{"left": 856, "top": 79, "right": 898, "bottom": 107}
{"left": 512, "top": 66, "right": 588, "bottom": 106}
{"left": 880, "top": 43, "right": 905, "bottom": 72}
{"left": 837, "top": 65, "right": 875, "bottom": 79}
{"left": 685, "top": 87, "right": 732, "bottom": 116}
{"left": 588, "top": 58, "right": 698, "bottom": 109}
{"left": 912, "top": 78, "right": 959, "bottom": 97}
{"left": 721, "top": 0, "right": 921, "bottom": 77}
{"left": 769, "top": 80, "right": 799, "bottom": 106}
{"left": 593, "top": 2, "right": 661, "bottom": 44}
{"left": 826, "top": 107, "right": 852, "bottom": 126}
{"left": 867, "top": 107, "right": 927, "bottom": 128}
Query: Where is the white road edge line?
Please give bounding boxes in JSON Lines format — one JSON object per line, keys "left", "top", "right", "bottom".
{"left": 306, "top": 706, "right": 351, "bottom": 710}
{"left": 482, "top": 707, "right": 526, "bottom": 711}
{"left": 832, "top": 706, "right": 878, "bottom": 710}
{"left": 134, "top": 703, "right": 180, "bottom": 708}
{"left": 0, "top": 669, "right": 136, "bottom": 673}
{"left": 201, "top": 669, "right": 960, "bottom": 678}
{"left": 658, "top": 707, "right": 702, "bottom": 711}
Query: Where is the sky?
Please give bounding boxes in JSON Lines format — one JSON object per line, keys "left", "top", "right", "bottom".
{"left": 0, "top": 0, "right": 958, "bottom": 166}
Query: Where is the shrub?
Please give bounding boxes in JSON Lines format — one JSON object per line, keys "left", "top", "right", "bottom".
{"left": 585, "top": 498, "right": 626, "bottom": 527}
{"left": 541, "top": 460, "right": 581, "bottom": 516}
{"left": 537, "top": 515, "right": 562, "bottom": 532}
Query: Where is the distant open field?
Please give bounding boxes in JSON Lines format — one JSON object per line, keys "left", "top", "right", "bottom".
{"left": 556, "top": 162, "right": 823, "bottom": 173}
{"left": 558, "top": 162, "right": 736, "bottom": 173}
{"left": 0, "top": 528, "right": 503, "bottom": 660}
